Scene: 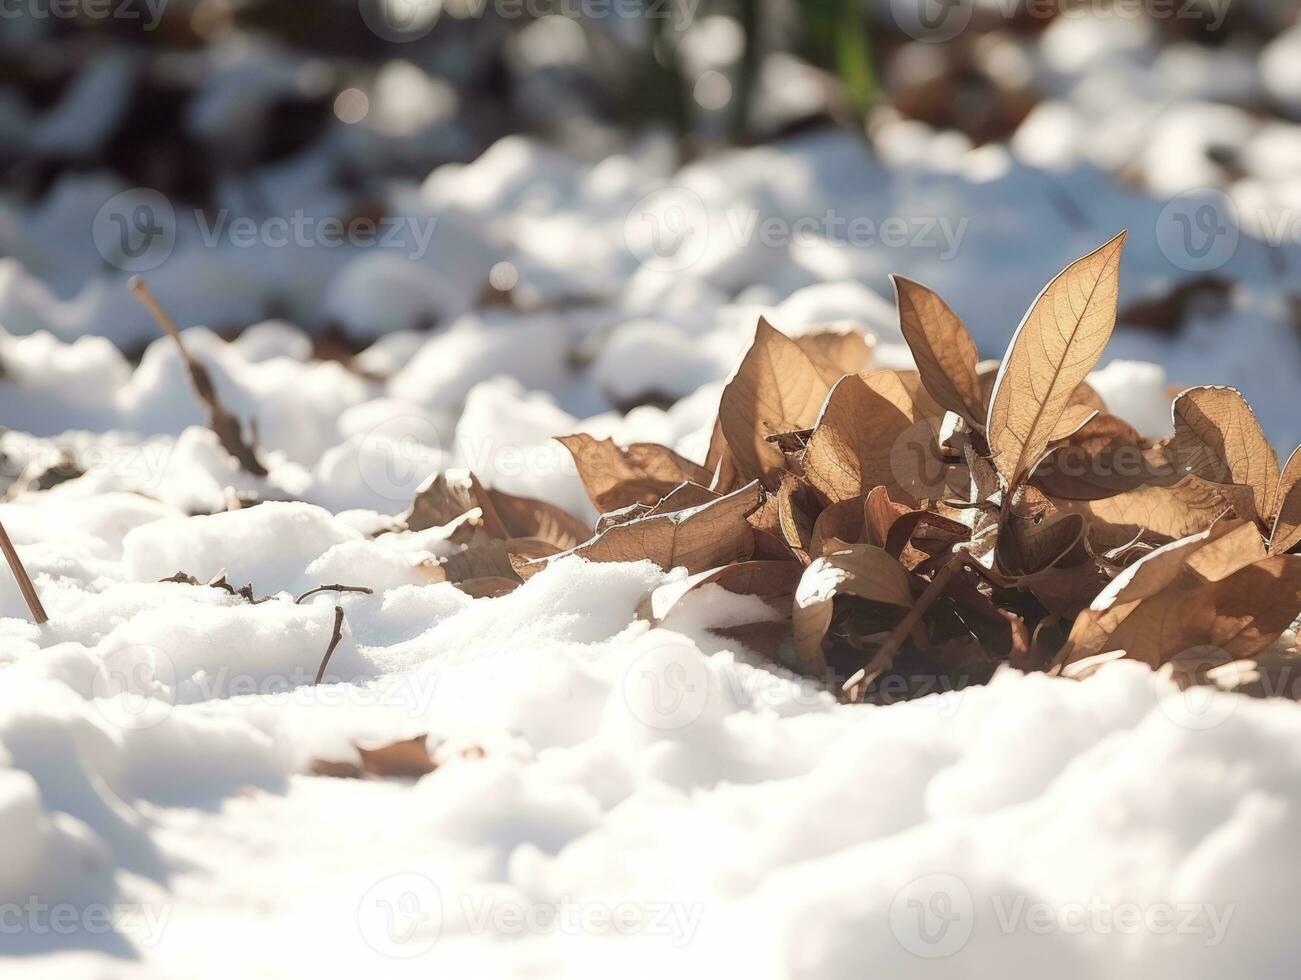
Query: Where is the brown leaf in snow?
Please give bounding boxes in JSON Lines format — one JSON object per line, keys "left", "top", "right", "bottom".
{"left": 776, "top": 474, "right": 819, "bottom": 551}
{"left": 998, "top": 511, "right": 1086, "bottom": 577}
{"left": 404, "top": 470, "right": 507, "bottom": 540}
{"left": 484, "top": 488, "right": 590, "bottom": 551}
{"left": 1058, "top": 518, "right": 1274, "bottom": 666}
{"left": 892, "top": 275, "right": 984, "bottom": 426}
{"left": 865, "top": 486, "right": 913, "bottom": 546}
{"left": 648, "top": 482, "right": 721, "bottom": 515}
{"left": 356, "top": 734, "right": 437, "bottom": 778}
{"left": 558, "top": 433, "right": 711, "bottom": 512}
{"left": 420, "top": 537, "right": 559, "bottom": 585}
{"left": 1269, "top": 446, "right": 1301, "bottom": 555}
{"left": 802, "top": 372, "right": 939, "bottom": 505}
{"left": 986, "top": 232, "right": 1127, "bottom": 487}
{"left": 1049, "top": 476, "right": 1227, "bottom": 550}
{"left": 1033, "top": 414, "right": 1176, "bottom": 501}
{"left": 718, "top": 317, "right": 831, "bottom": 487}
{"left": 595, "top": 502, "right": 654, "bottom": 533}
{"left": 456, "top": 576, "right": 521, "bottom": 598}
{"left": 793, "top": 327, "right": 874, "bottom": 385}
{"left": 705, "top": 417, "right": 744, "bottom": 494}
{"left": 517, "top": 482, "right": 761, "bottom": 578}
{"left": 639, "top": 561, "right": 803, "bottom": 623}
{"left": 810, "top": 495, "right": 869, "bottom": 556}
{"left": 1171, "top": 385, "right": 1279, "bottom": 526}
{"left": 130, "top": 277, "right": 268, "bottom": 477}
{"left": 792, "top": 542, "right": 914, "bottom": 674}
{"left": 1071, "top": 554, "right": 1301, "bottom": 669}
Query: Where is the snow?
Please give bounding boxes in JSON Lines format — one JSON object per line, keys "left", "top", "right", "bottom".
{"left": 4, "top": 12, "right": 1301, "bottom": 971}
{"left": 4, "top": 563, "right": 1301, "bottom": 976}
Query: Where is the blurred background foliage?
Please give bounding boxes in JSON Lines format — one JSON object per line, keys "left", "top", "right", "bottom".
{"left": 0, "top": 0, "right": 1294, "bottom": 205}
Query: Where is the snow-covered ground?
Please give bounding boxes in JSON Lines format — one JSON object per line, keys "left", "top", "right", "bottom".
{"left": 4, "top": 9, "right": 1301, "bottom": 972}
{"left": 8, "top": 567, "right": 1301, "bottom": 977}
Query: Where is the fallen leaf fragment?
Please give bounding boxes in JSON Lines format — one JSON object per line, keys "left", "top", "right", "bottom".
{"left": 518, "top": 482, "right": 761, "bottom": 578}
{"left": 558, "top": 433, "right": 711, "bottom": 512}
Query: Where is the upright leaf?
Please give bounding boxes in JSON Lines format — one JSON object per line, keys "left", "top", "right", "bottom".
{"left": 986, "top": 232, "right": 1127, "bottom": 486}
{"left": 892, "top": 275, "right": 984, "bottom": 426}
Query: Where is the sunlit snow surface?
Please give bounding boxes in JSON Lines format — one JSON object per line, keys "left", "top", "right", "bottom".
{"left": 3, "top": 104, "right": 1301, "bottom": 974}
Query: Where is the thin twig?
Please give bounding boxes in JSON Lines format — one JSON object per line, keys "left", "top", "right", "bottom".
{"left": 129, "top": 277, "right": 268, "bottom": 477}
{"left": 0, "top": 518, "right": 46, "bottom": 624}
{"left": 843, "top": 552, "right": 963, "bottom": 698}
{"left": 315, "top": 606, "right": 346, "bottom": 685}
{"left": 296, "top": 584, "right": 374, "bottom": 605}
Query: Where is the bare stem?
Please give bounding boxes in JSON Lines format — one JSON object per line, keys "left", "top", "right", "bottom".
{"left": 296, "top": 584, "right": 374, "bottom": 605}
{"left": 843, "top": 552, "right": 963, "bottom": 697}
{"left": 0, "top": 518, "right": 46, "bottom": 624}
{"left": 314, "top": 606, "right": 346, "bottom": 685}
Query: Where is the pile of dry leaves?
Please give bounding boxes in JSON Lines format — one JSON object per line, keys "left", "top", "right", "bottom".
{"left": 406, "top": 231, "right": 1301, "bottom": 704}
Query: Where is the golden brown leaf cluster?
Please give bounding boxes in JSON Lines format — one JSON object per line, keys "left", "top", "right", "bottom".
{"left": 407, "top": 232, "right": 1301, "bottom": 705}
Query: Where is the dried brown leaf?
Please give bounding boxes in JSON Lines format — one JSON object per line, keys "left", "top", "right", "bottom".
{"left": 1171, "top": 385, "right": 1278, "bottom": 525}
{"left": 1059, "top": 519, "right": 1275, "bottom": 666}
{"left": 802, "top": 372, "right": 938, "bottom": 505}
{"left": 792, "top": 542, "right": 914, "bottom": 674}
{"left": 558, "top": 433, "right": 711, "bottom": 512}
{"left": 1269, "top": 446, "right": 1301, "bottom": 555}
{"left": 892, "top": 275, "right": 984, "bottom": 425}
{"left": 356, "top": 734, "right": 437, "bottom": 778}
{"left": 719, "top": 317, "right": 831, "bottom": 486}
{"left": 810, "top": 496, "right": 868, "bottom": 555}
{"left": 986, "top": 232, "right": 1127, "bottom": 486}
{"left": 519, "top": 482, "right": 760, "bottom": 578}
{"left": 998, "top": 511, "right": 1085, "bottom": 577}
{"left": 640, "top": 561, "right": 802, "bottom": 622}
{"left": 1049, "top": 476, "right": 1227, "bottom": 549}
{"left": 793, "top": 327, "right": 874, "bottom": 385}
